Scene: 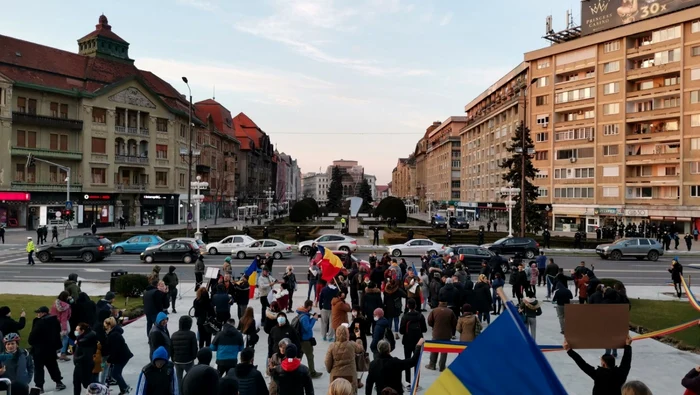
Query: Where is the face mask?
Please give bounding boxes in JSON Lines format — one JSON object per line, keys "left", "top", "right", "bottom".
{"left": 74, "top": 330, "right": 81, "bottom": 337}
{"left": 352, "top": 312, "right": 358, "bottom": 318}
{"left": 277, "top": 317, "right": 287, "bottom": 325}
{"left": 373, "top": 316, "right": 379, "bottom": 321}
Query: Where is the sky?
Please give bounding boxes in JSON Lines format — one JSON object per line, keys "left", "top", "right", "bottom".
{"left": 1, "top": 0, "right": 581, "bottom": 184}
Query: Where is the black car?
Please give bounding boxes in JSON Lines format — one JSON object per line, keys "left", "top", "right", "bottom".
{"left": 431, "top": 217, "right": 448, "bottom": 228}
{"left": 482, "top": 237, "right": 540, "bottom": 259}
{"left": 36, "top": 235, "right": 113, "bottom": 263}
{"left": 140, "top": 240, "right": 201, "bottom": 264}
{"left": 447, "top": 245, "right": 509, "bottom": 273}
{"left": 449, "top": 217, "right": 470, "bottom": 229}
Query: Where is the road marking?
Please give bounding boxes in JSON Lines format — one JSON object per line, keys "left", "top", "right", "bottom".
{"left": 83, "top": 268, "right": 105, "bottom": 272}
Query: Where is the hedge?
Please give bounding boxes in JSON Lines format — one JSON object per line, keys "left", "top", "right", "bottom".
{"left": 114, "top": 274, "right": 150, "bottom": 297}
{"left": 290, "top": 201, "right": 315, "bottom": 223}
{"left": 374, "top": 197, "right": 407, "bottom": 223}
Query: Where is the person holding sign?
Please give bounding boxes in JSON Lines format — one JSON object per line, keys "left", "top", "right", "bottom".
{"left": 563, "top": 335, "right": 632, "bottom": 394}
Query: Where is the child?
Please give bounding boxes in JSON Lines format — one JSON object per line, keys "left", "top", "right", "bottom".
{"left": 0, "top": 333, "right": 34, "bottom": 387}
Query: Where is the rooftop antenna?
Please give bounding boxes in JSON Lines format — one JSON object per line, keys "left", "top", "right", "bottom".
{"left": 545, "top": 15, "right": 553, "bottom": 35}
{"left": 213, "top": 85, "right": 216, "bottom": 100}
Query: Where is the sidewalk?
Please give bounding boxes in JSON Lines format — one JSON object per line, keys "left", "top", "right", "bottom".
{"left": 2, "top": 282, "right": 699, "bottom": 394}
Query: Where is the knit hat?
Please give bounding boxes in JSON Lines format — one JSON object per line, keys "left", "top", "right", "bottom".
{"left": 0, "top": 306, "right": 9, "bottom": 316}
{"left": 373, "top": 308, "right": 384, "bottom": 318}
{"left": 285, "top": 343, "right": 298, "bottom": 359}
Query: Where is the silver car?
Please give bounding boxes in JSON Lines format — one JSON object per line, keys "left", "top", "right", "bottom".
{"left": 388, "top": 239, "right": 446, "bottom": 257}
{"left": 596, "top": 238, "right": 664, "bottom": 261}
{"left": 232, "top": 239, "right": 293, "bottom": 260}
{"left": 298, "top": 234, "right": 358, "bottom": 255}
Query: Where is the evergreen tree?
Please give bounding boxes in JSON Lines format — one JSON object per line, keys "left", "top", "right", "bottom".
{"left": 358, "top": 178, "right": 374, "bottom": 212}
{"left": 326, "top": 166, "right": 343, "bottom": 212}
{"left": 500, "top": 122, "right": 544, "bottom": 234}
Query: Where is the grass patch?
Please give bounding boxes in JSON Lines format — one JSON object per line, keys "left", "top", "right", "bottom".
{"left": 629, "top": 299, "right": 700, "bottom": 350}
{"left": 1, "top": 294, "right": 142, "bottom": 343}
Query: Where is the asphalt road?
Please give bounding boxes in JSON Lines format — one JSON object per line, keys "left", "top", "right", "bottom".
{"left": 0, "top": 246, "right": 698, "bottom": 286}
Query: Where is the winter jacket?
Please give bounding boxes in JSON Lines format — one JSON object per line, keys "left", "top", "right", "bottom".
{"left": 143, "top": 286, "right": 169, "bottom": 317}
{"left": 325, "top": 340, "right": 362, "bottom": 393}
{"left": 182, "top": 362, "right": 219, "bottom": 395}
{"left": 28, "top": 314, "right": 62, "bottom": 357}
{"left": 438, "top": 283, "right": 458, "bottom": 306}
{"left": 50, "top": 299, "right": 71, "bottom": 333}
{"left": 64, "top": 278, "right": 81, "bottom": 301}
{"left": 0, "top": 315, "right": 25, "bottom": 338}
{"left": 520, "top": 298, "right": 542, "bottom": 318}
{"left": 271, "top": 358, "right": 314, "bottom": 395}
{"left": 295, "top": 309, "right": 317, "bottom": 342}
{"left": 429, "top": 279, "right": 443, "bottom": 308}
{"left": 0, "top": 348, "right": 34, "bottom": 385}
{"left": 536, "top": 255, "right": 547, "bottom": 270}
{"left": 457, "top": 313, "right": 480, "bottom": 342}
{"left": 552, "top": 284, "right": 573, "bottom": 306}
{"left": 211, "top": 323, "right": 244, "bottom": 362}
{"left": 163, "top": 266, "right": 179, "bottom": 289}
{"left": 365, "top": 345, "right": 422, "bottom": 395}
{"left": 370, "top": 317, "right": 393, "bottom": 354}
{"left": 135, "top": 347, "right": 177, "bottom": 395}
{"left": 268, "top": 324, "right": 300, "bottom": 358}
{"left": 670, "top": 262, "right": 684, "bottom": 282}
{"left": 212, "top": 291, "right": 231, "bottom": 314}
{"left": 234, "top": 362, "right": 269, "bottom": 395}
{"left": 382, "top": 283, "right": 406, "bottom": 318}
{"left": 256, "top": 275, "right": 275, "bottom": 297}
{"left": 473, "top": 281, "right": 492, "bottom": 314}
{"left": 105, "top": 325, "right": 133, "bottom": 365}
{"left": 171, "top": 316, "right": 198, "bottom": 364}
{"left": 544, "top": 262, "right": 559, "bottom": 279}
{"left": 233, "top": 281, "right": 250, "bottom": 305}
{"left": 399, "top": 310, "right": 427, "bottom": 347}
{"left": 530, "top": 267, "right": 539, "bottom": 285}
{"left": 577, "top": 275, "right": 590, "bottom": 299}
{"left": 319, "top": 286, "right": 339, "bottom": 310}
{"left": 70, "top": 293, "right": 97, "bottom": 338}
{"left": 567, "top": 345, "right": 631, "bottom": 395}
{"left": 263, "top": 308, "right": 279, "bottom": 335}
{"left": 192, "top": 294, "right": 215, "bottom": 325}
{"left": 682, "top": 368, "right": 700, "bottom": 394}
{"left": 194, "top": 259, "right": 205, "bottom": 274}
{"left": 149, "top": 312, "right": 171, "bottom": 359}
{"left": 428, "top": 302, "right": 457, "bottom": 340}
{"left": 331, "top": 297, "right": 351, "bottom": 330}
{"left": 73, "top": 330, "right": 97, "bottom": 369}
{"left": 360, "top": 288, "right": 383, "bottom": 319}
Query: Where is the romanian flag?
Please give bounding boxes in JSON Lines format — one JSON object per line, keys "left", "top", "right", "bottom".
{"left": 318, "top": 245, "right": 344, "bottom": 282}
{"left": 426, "top": 301, "right": 567, "bottom": 395}
{"left": 245, "top": 258, "right": 260, "bottom": 299}
{"left": 422, "top": 340, "right": 564, "bottom": 354}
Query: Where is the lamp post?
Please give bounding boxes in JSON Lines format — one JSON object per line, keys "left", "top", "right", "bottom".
{"left": 426, "top": 191, "right": 435, "bottom": 220}
{"left": 182, "top": 76, "right": 194, "bottom": 237}
{"left": 501, "top": 184, "right": 521, "bottom": 238}
{"left": 286, "top": 191, "right": 293, "bottom": 215}
{"left": 191, "top": 175, "right": 209, "bottom": 240}
{"left": 264, "top": 187, "right": 274, "bottom": 219}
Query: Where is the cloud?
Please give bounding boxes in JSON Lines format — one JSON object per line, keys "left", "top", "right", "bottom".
{"left": 439, "top": 12, "right": 453, "bottom": 26}
{"left": 176, "top": 0, "right": 217, "bottom": 11}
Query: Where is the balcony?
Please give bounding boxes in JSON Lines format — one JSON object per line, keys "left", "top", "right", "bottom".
{"left": 626, "top": 85, "right": 680, "bottom": 100}
{"left": 625, "top": 175, "right": 680, "bottom": 186}
{"left": 554, "top": 98, "right": 595, "bottom": 113}
{"left": 12, "top": 112, "right": 83, "bottom": 131}
{"left": 626, "top": 152, "right": 680, "bottom": 165}
{"left": 10, "top": 182, "right": 83, "bottom": 192}
{"left": 626, "top": 38, "right": 681, "bottom": 58}
{"left": 11, "top": 147, "right": 82, "bottom": 161}
{"left": 626, "top": 62, "right": 680, "bottom": 81}
{"left": 197, "top": 164, "right": 211, "bottom": 173}
{"left": 626, "top": 107, "right": 680, "bottom": 122}
{"left": 554, "top": 118, "right": 595, "bottom": 131}
{"left": 115, "top": 155, "right": 149, "bottom": 165}
{"left": 90, "top": 153, "right": 109, "bottom": 163}
{"left": 115, "top": 125, "right": 150, "bottom": 136}
{"left": 156, "top": 159, "right": 169, "bottom": 167}
{"left": 115, "top": 183, "right": 147, "bottom": 192}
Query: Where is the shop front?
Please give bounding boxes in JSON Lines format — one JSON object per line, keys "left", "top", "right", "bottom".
{"left": 27, "top": 192, "right": 74, "bottom": 231}
{"left": 140, "top": 194, "right": 178, "bottom": 226}
{"left": 475, "top": 202, "right": 506, "bottom": 224}
{"left": 552, "top": 205, "right": 601, "bottom": 233}
{"left": 0, "top": 192, "right": 31, "bottom": 229}
{"left": 78, "top": 194, "right": 115, "bottom": 228}
{"left": 456, "top": 202, "right": 477, "bottom": 222}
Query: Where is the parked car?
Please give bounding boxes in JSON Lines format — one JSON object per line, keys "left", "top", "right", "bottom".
{"left": 166, "top": 238, "right": 207, "bottom": 254}
{"left": 232, "top": 239, "right": 293, "bottom": 260}
{"left": 431, "top": 217, "right": 448, "bottom": 229}
{"left": 449, "top": 217, "right": 470, "bottom": 229}
{"left": 388, "top": 239, "right": 446, "bottom": 257}
{"left": 140, "top": 240, "right": 201, "bottom": 264}
{"left": 298, "top": 234, "right": 357, "bottom": 256}
{"left": 482, "top": 237, "right": 540, "bottom": 259}
{"left": 596, "top": 238, "right": 664, "bottom": 261}
{"left": 37, "top": 234, "right": 113, "bottom": 263}
{"left": 206, "top": 235, "right": 256, "bottom": 255}
{"left": 446, "top": 244, "right": 509, "bottom": 273}
{"left": 113, "top": 235, "right": 165, "bottom": 254}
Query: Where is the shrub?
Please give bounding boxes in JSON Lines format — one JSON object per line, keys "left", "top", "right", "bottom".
{"left": 301, "top": 198, "right": 319, "bottom": 215}
{"left": 599, "top": 278, "right": 623, "bottom": 288}
{"left": 114, "top": 274, "right": 150, "bottom": 297}
{"left": 374, "top": 197, "right": 407, "bottom": 223}
{"left": 290, "top": 201, "right": 315, "bottom": 222}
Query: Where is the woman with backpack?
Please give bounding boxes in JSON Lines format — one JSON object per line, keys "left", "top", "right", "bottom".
{"left": 519, "top": 290, "right": 542, "bottom": 339}
{"left": 382, "top": 279, "right": 406, "bottom": 337}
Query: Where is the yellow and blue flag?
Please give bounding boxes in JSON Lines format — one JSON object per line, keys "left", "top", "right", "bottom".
{"left": 426, "top": 300, "right": 567, "bottom": 395}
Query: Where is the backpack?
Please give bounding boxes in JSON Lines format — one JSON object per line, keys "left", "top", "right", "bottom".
{"left": 405, "top": 316, "right": 422, "bottom": 337}
{"left": 290, "top": 314, "right": 303, "bottom": 338}
{"left": 383, "top": 325, "right": 396, "bottom": 351}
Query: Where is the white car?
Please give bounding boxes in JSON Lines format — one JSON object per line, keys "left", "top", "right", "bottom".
{"left": 232, "top": 239, "right": 293, "bottom": 260}
{"left": 298, "top": 234, "right": 357, "bottom": 256}
{"left": 205, "top": 235, "right": 256, "bottom": 255}
{"left": 388, "top": 239, "right": 446, "bottom": 257}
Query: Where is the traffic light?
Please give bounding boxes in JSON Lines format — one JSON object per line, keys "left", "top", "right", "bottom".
{"left": 26, "top": 154, "right": 35, "bottom": 168}
{"left": 63, "top": 209, "right": 74, "bottom": 221}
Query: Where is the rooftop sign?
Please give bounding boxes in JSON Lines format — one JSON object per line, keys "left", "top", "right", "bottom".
{"left": 581, "top": 0, "right": 700, "bottom": 36}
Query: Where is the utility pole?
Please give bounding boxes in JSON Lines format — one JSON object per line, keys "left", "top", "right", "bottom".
{"left": 26, "top": 154, "right": 72, "bottom": 238}
{"left": 182, "top": 77, "right": 193, "bottom": 237}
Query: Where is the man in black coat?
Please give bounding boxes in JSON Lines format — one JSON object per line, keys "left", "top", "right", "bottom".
{"left": 564, "top": 336, "right": 632, "bottom": 394}
{"left": 398, "top": 299, "right": 427, "bottom": 385}
{"left": 0, "top": 306, "right": 26, "bottom": 337}
{"left": 270, "top": 344, "right": 314, "bottom": 395}
{"left": 366, "top": 338, "right": 424, "bottom": 395}
{"left": 143, "top": 280, "right": 169, "bottom": 336}
{"left": 171, "top": 315, "right": 198, "bottom": 391}
{"left": 233, "top": 347, "right": 269, "bottom": 395}
{"left": 182, "top": 348, "right": 220, "bottom": 395}
{"left": 438, "top": 278, "right": 458, "bottom": 309}
{"left": 28, "top": 306, "right": 66, "bottom": 392}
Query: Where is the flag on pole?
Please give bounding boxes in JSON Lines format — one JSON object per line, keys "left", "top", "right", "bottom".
{"left": 426, "top": 301, "right": 567, "bottom": 395}
{"left": 245, "top": 258, "right": 259, "bottom": 299}
{"left": 318, "top": 245, "right": 344, "bottom": 282}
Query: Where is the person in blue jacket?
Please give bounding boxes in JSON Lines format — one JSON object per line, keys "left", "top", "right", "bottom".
{"left": 295, "top": 300, "right": 323, "bottom": 378}
{"left": 0, "top": 333, "right": 34, "bottom": 387}
{"left": 369, "top": 308, "right": 394, "bottom": 361}
{"left": 135, "top": 346, "right": 178, "bottom": 395}
{"left": 211, "top": 318, "right": 244, "bottom": 376}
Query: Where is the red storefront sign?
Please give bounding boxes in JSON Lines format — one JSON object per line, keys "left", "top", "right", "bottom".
{"left": 0, "top": 192, "right": 31, "bottom": 201}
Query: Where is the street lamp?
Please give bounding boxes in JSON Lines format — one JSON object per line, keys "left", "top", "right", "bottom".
{"left": 191, "top": 175, "right": 209, "bottom": 240}
{"left": 501, "top": 183, "right": 521, "bottom": 238}
{"left": 286, "top": 191, "right": 294, "bottom": 216}
{"left": 426, "top": 191, "right": 435, "bottom": 220}
{"left": 264, "top": 187, "right": 274, "bottom": 219}
{"left": 182, "top": 76, "right": 194, "bottom": 237}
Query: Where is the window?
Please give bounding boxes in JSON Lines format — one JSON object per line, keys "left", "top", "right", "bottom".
{"left": 603, "top": 187, "right": 619, "bottom": 197}
{"left": 91, "top": 168, "right": 106, "bottom": 184}
{"left": 538, "top": 188, "right": 548, "bottom": 197}
{"left": 603, "top": 166, "right": 619, "bottom": 177}
{"left": 16, "top": 97, "right": 26, "bottom": 113}
{"left": 692, "top": 69, "right": 700, "bottom": 81}
{"left": 604, "top": 82, "right": 619, "bottom": 95}
{"left": 156, "top": 118, "right": 168, "bottom": 132}
{"left": 156, "top": 171, "right": 168, "bottom": 186}
{"left": 536, "top": 115, "right": 549, "bottom": 126}
{"left": 50, "top": 134, "right": 58, "bottom": 150}
{"left": 536, "top": 95, "right": 548, "bottom": 106}
{"left": 692, "top": 162, "right": 700, "bottom": 174}
{"left": 692, "top": 114, "right": 700, "bottom": 127}
{"left": 537, "top": 77, "right": 549, "bottom": 87}
{"left": 537, "top": 59, "right": 550, "bottom": 69}
{"left": 692, "top": 186, "right": 700, "bottom": 197}
{"left": 15, "top": 163, "right": 34, "bottom": 183}
{"left": 693, "top": 20, "right": 700, "bottom": 33}
{"left": 180, "top": 124, "right": 186, "bottom": 138}
{"left": 665, "top": 166, "right": 678, "bottom": 176}
{"left": 60, "top": 104, "right": 68, "bottom": 119}
{"left": 27, "top": 131, "right": 35, "bottom": 148}
{"left": 60, "top": 135, "right": 68, "bottom": 151}
{"left": 179, "top": 173, "right": 185, "bottom": 188}
{"left": 536, "top": 132, "right": 548, "bottom": 142}
{"left": 651, "top": 25, "right": 681, "bottom": 43}
{"left": 0, "top": 87, "right": 4, "bottom": 106}
{"left": 603, "top": 103, "right": 620, "bottom": 115}
{"left": 16, "top": 130, "right": 25, "bottom": 147}
{"left": 654, "top": 48, "right": 681, "bottom": 65}
{"left": 637, "top": 81, "right": 654, "bottom": 91}
{"left": 49, "top": 166, "right": 68, "bottom": 184}
{"left": 535, "top": 151, "right": 548, "bottom": 161}
{"left": 604, "top": 40, "right": 620, "bottom": 53}
{"left": 554, "top": 187, "right": 594, "bottom": 198}
{"left": 627, "top": 187, "right": 653, "bottom": 199}
{"left": 555, "top": 128, "right": 593, "bottom": 141}
{"left": 50, "top": 102, "right": 58, "bottom": 117}
{"left": 28, "top": 99, "right": 36, "bottom": 115}
{"left": 555, "top": 87, "right": 593, "bottom": 103}
{"left": 603, "top": 124, "right": 619, "bottom": 135}
{"left": 554, "top": 168, "right": 594, "bottom": 179}
{"left": 156, "top": 144, "right": 168, "bottom": 159}
{"left": 693, "top": 47, "right": 700, "bottom": 57}
{"left": 91, "top": 137, "right": 106, "bottom": 153}
{"left": 603, "top": 61, "right": 620, "bottom": 73}
{"left": 603, "top": 145, "right": 619, "bottom": 156}
{"left": 92, "top": 108, "right": 106, "bottom": 124}
{"left": 692, "top": 138, "right": 700, "bottom": 150}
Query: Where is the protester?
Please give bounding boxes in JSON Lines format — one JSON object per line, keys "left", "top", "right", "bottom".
{"left": 28, "top": 306, "right": 66, "bottom": 392}
{"left": 212, "top": 284, "right": 233, "bottom": 324}
{"left": 328, "top": 378, "right": 354, "bottom": 395}
{"left": 519, "top": 290, "right": 542, "bottom": 339}
{"left": 268, "top": 338, "right": 291, "bottom": 394}
{"left": 234, "top": 347, "right": 269, "bottom": 395}
{"left": 182, "top": 347, "right": 220, "bottom": 395}
{"left": 193, "top": 286, "right": 216, "bottom": 348}
{"left": 682, "top": 365, "right": 700, "bottom": 394}
{"left": 536, "top": 251, "right": 547, "bottom": 286}
{"left": 104, "top": 317, "right": 133, "bottom": 395}
{"left": 264, "top": 302, "right": 282, "bottom": 335}
{"left": 238, "top": 307, "right": 260, "bottom": 349}
{"left": 545, "top": 258, "right": 560, "bottom": 299}
{"left": 350, "top": 306, "right": 370, "bottom": 351}
{"left": 552, "top": 282, "right": 573, "bottom": 334}
{"left": 270, "top": 344, "right": 315, "bottom": 395}
{"left": 148, "top": 312, "right": 171, "bottom": 360}
{"left": 144, "top": 279, "right": 169, "bottom": 335}
{"left": 217, "top": 368, "right": 240, "bottom": 395}
{"left": 383, "top": 279, "right": 406, "bottom": 336}
{"left": 331, "top": 292, "right": 352, "bottom": 337}
{"left": 233, "top": 276, "right": 251, "bottom": 319}
{"left": 296, "top": 300, "right": 323, "bottom": 379}
{"left": 51, "top": 291, "right": 73, "bottom": 361}
{"left": 257, "top": 266, "right": 276, "bottom": 325}
{"left": 135, "top": 346, "right": 178, "bottom": 395}
{"left": 308, "top": 263, "right": 321, "bottom": 303}
{"left": 529, "top": 263, "right": 539, "bottom": 296}
{"left": 171, "top": 315, "right": 198, "bottom": 390}
{"left": 325, "top": 326, "right": 363, "bottom": 393}
{"left": 491, "top": 273, "right": 505, "bottom": 315}
{"left": 320, "top": 279, "right": 339, "bottom": 342}
{"left": 473, "top": 274, "right": 492, "bottom": 324}
{"left": 564, "top": 336, "right": 632, "bottom": 394}
{"left": 399, "top": 298, "right": 426, "bottom": 387}
{"left": 283, "top": 266, "right": 298, "bottom": 313}
{"left": 72, "top": 322, "right": 97, "bottom": 395}
{"left": 0, "top": 306, "right": 26, "bottom": 337}
{"left": 162, "top": 266, "right": 180, "bottom": 314}
{"left": 621, "top": 380, "right": 652, "bottom": 395}
{"left": 211, "top": 317, "right": 245, "bottom": 376}
{"left": 194, "top": 255, "right": 205, "bottom": 290}
{"left": 366, "top": 338, "right": 424, "bottom": 395}
{"left": 669, "top": 258, "right": 684, "bottom": 298}
{"left": 0, "top": 333, "right": 33, "bottom": 387}
{"left": 370, "top": 308, "right": 394, "bottom": 361}
{"left": 361, "top": 282, "right": 383, "bottom": 334}
{"left": 456, "top": 304, "right": 481, "bottom": 342}
{"left": 268, "top": 312, "right": 300, "bottom": 359}
{"left": 426, "top": 297, "right": 457, "bottom": 372}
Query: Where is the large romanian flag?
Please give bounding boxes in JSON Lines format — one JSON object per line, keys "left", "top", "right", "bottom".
{"left": 426, "top": 300, "right": 567, "bottom": 395}
{"left": 318, "top": 245, "right": 344, "bottom": 282}
{"left": 245, "top": 258, "right": 259, "bottom": 299}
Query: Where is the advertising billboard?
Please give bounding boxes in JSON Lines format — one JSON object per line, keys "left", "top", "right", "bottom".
{"left": 581, "top": 0, "right": 700, "bottom": 36}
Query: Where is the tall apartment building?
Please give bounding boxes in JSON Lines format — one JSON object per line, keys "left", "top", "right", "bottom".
{"left": 414, "top": 123, "right": 438, "bottom": 210}
{"left": 525, "top": 4, "right": 700, "bottom": 233}
{"left": 391, "top": 156, "right": 416, "bottom": 199}
{"left": 0, "top": 15, "right": 202, "bottom": 229}
{"left": 232, "top": 112, "right": 275, "bottom": 204}
{"left": 426, "top": 117, "right": 467, "bottom": 203}
{"left": 461, "top": 63, "right": 529, "bottom": 222}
